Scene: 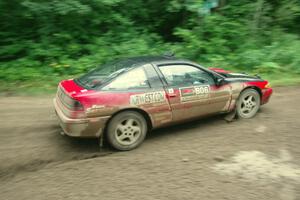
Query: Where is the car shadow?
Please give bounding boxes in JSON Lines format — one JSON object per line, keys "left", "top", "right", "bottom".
{"left": 147, "top": 114, "right": 226, "bottom": 140}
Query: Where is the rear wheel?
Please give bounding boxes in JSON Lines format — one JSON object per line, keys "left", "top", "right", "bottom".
{"left": 236, "top": 89, "right": 261, "bottom": 119}
{"left": 106, "top": 111, "right": 147, "bottom": 151}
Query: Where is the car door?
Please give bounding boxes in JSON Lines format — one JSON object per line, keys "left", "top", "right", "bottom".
{"left": 156, "top": 64, "right": 217, "bottom": 122}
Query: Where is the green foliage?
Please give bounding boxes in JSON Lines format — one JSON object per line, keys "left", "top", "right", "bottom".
{"left": 0, "top": 0, "right": 300, "bottom": 92}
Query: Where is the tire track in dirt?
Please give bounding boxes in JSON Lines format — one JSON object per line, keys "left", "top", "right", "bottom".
{"left": 0, "top": 150, "right": 114, "bottom": 181}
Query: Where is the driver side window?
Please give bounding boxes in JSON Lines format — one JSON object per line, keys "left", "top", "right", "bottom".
{"left": 159, "top": 65, "right": 214, "bottom": 86}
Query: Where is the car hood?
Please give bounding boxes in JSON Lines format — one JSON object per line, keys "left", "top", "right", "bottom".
{"left": 209, "top": 67, "right": 261, "bottom": 81}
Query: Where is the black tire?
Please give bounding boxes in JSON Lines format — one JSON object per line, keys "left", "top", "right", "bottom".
{"left": 106, "top": 111, "right": 147, "bottom": 151}
{"left": 236, "top": 88, "right": 261, "bottom": 119}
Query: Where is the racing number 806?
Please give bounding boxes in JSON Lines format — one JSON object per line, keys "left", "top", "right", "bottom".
{"left": 194, "top": 85, "right": 210, "bottom": 95}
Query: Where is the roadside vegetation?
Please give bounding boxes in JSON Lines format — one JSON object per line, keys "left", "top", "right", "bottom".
{"left": 1, "top": 0, "right": 300, "bottom": 93}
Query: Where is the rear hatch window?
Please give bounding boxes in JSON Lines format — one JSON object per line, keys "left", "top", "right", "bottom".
{"left": 75, "top": 59, "right": 136, "bottom": 89}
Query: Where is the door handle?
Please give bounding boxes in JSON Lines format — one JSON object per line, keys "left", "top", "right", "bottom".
{"left": 167, "top": 93, "right": 177, "bottom": 97}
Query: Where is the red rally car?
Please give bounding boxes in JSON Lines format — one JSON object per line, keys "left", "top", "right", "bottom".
{"left": 54, "top": 55, "right": 273, "bottom": 150}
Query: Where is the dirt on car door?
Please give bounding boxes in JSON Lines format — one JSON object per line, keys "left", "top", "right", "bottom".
{"left": 164, "top": 85, "right": 211, "bottom": 122}
{"left": 207, "top": 84, "right": 232, "bottom": 113}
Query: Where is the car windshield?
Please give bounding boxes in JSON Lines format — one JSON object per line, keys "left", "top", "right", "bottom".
{"left": 75, "top": 59, "right": 137, "bottom": 89}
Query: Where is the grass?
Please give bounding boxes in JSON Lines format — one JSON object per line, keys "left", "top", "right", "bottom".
{"left": 261, "top": 73, "right": 300, "bottom": 86}
{"left": 0, "top": 76, "right": 68, "bottom": 96}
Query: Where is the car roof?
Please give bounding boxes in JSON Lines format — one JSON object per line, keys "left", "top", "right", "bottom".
{"left": 124, "top": 55, "right": 193, "bottom": 66}
{"left": 125, "top": 56, "right": 220, "bottom": 78}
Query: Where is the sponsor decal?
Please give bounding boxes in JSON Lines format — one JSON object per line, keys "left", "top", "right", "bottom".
{"left": 86, "top": 105, "right": 106, "bottom": 114}
{"left": 130, "top": 91, "right": 166, "bottom": 105}
{"left": 179, "top": 85, "right": 210, "bottom": 101}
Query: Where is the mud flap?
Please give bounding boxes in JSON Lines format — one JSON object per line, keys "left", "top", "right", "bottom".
{"left": 224, "top": 108, "right": 237, "bottom": 122}
{"left": 98, "top": 134, "right": 104, "bottom": 150}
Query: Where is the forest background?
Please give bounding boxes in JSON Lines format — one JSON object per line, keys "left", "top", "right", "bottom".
{"left": 1, "top": 0, "right": 300, "bottom": 93}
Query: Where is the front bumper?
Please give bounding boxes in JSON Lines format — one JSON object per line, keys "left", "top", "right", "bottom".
{"left": 53, "top": 98, "right": 110, "bottom": 137}
{"left": 261, "top": 88, "right": 273, "bottom": 105}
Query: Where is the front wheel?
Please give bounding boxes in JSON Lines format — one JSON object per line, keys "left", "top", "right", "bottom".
{"left": 106, "top": 111, "right": 147, "bottom": 151}
{"left": 236, "top": 89, "right": 261, "bottom": 119}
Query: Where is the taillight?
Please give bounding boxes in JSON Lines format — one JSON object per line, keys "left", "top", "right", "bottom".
{"left": 73, "top": 100, "right": 84, "bottom": 111}
{"left": 57, "top": 86, "right": 84, "bottom": 111}
{"left": 64, "top": 96, "right": 83, "bottom": 111}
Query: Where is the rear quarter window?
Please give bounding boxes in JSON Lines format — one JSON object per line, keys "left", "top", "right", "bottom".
{"left": 102, "top": 67, "right": 150, "bottom": 91}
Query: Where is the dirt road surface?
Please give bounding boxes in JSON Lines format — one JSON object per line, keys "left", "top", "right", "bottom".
{"left": 0, "top": 86, "right": 300, "bottom": 200}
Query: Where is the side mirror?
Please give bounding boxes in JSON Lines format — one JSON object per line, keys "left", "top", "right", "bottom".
{"left": 216, "top": 77, "right": 225, "bottom": 86}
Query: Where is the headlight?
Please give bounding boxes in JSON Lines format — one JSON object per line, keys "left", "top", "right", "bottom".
{"left": 265, "top": 83, "right": 271, "bottom": 88}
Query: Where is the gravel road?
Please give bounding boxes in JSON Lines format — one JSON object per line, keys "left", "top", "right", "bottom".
{"left": 0, "top": 86, "right": 300, "bottom": 200}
